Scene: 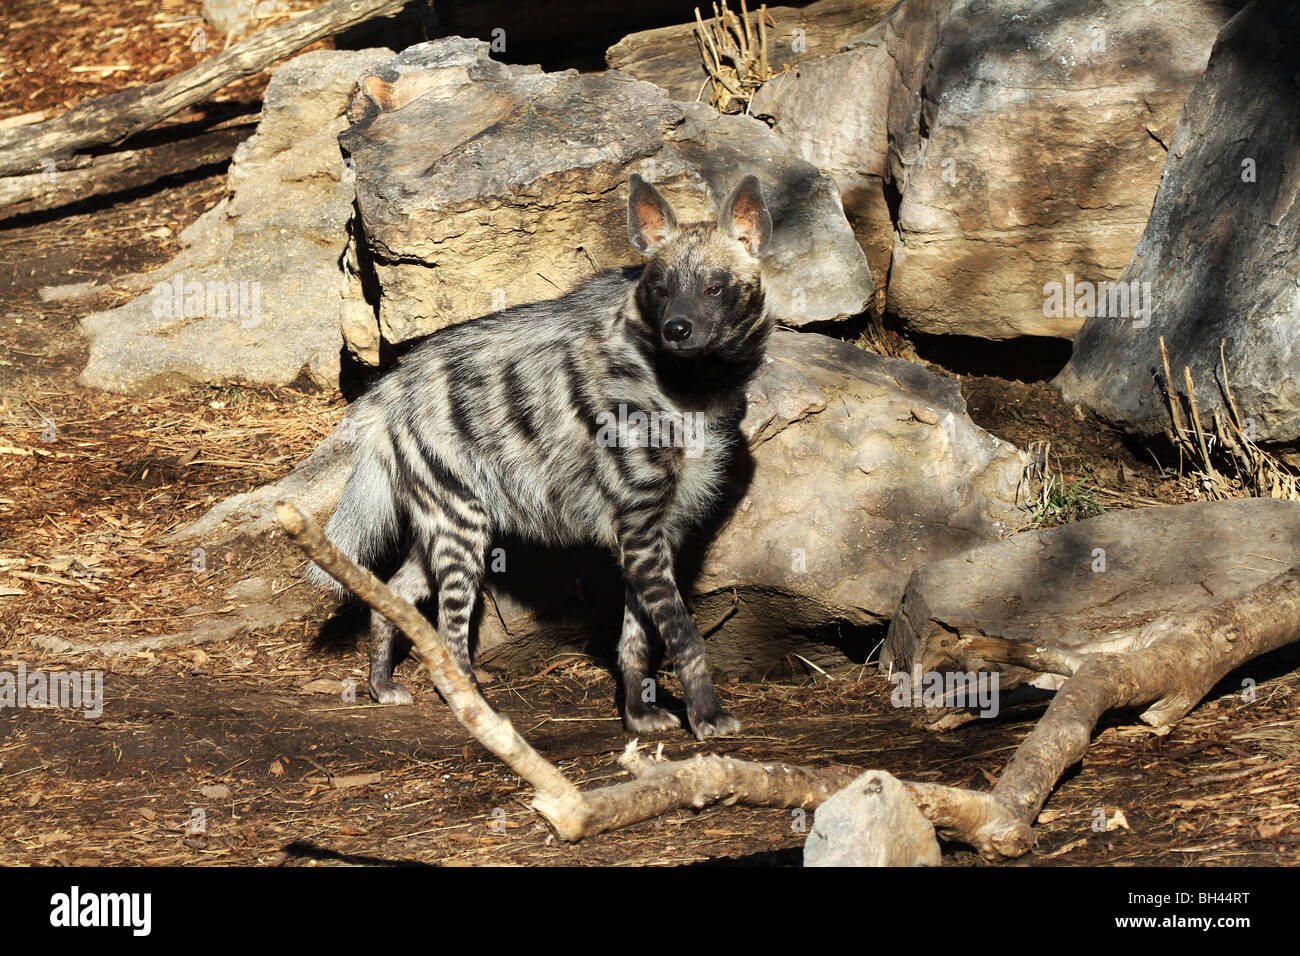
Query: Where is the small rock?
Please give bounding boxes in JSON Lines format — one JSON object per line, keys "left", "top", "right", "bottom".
{"left": 299, "top": 678, "right": 345, "bottom": 696}
{"left": 804, "top": 770, "right": 942, "bottom": 866}
{"left": 37, "top": 281, "right": 101, "bottom": 304}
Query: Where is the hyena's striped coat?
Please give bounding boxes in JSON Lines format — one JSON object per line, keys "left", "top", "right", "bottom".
{"left": 314, "top": 174, "right": 773, "bottom": 738}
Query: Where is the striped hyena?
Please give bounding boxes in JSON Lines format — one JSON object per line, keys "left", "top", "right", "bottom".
{"left": 312, "top": 173, "right": 773, "bottom": 739}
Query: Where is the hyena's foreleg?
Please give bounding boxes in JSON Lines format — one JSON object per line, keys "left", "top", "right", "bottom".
{"left": 618, "top": 586, "right": 681, "bottom": 734}
{"left": 369, "top": 551, "right": 432, "bottom": 705}
{"left": 617, "top": 527, "right": 740, "bottom": 739}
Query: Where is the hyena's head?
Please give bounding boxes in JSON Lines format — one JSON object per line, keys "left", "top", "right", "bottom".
{"left": 627, "top": 173, "right": 773, "bottom": 371}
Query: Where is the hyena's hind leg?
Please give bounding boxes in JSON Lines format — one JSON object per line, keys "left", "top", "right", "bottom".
{"left": 619, "top": 586, "right": 681, "bottom": 734}
{"left": 427, "top": 498, "right": 490, "bottom": 678}
{"left": 368, "top": 550, "right": 433, "bottom": 705}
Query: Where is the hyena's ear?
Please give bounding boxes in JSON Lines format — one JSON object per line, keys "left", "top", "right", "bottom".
{"left": 627, "top": 173, "right": 679, "bottom": 255}
{"left": 722, "top": 174, "right": 772, "bottom": 256}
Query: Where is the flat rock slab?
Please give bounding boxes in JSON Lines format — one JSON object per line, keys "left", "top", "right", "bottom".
{"left": 883, "top": 498, "right": 1300, "bottom": 685}
{"left": 338, "top": 37, "right": 872, "bottom": 352}
{"left": 1055, "top": 0, "right": 1300, "bottom": 448}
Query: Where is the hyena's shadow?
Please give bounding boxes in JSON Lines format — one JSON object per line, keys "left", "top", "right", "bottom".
{"left": 311, "top": 440, "right": 757, "bottom": 698}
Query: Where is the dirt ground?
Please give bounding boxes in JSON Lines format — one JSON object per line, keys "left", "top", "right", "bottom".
{"left": 1, "top": 2, "right": 1297, "bottom": 868}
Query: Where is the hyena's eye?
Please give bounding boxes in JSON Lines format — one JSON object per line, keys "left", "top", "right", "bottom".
{"left": 703, "top": 285, "right": 722, "bottom": 297}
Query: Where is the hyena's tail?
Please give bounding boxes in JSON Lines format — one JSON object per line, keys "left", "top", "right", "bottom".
{"left": 305, "top": 447, "right": 400, "bottom": 597}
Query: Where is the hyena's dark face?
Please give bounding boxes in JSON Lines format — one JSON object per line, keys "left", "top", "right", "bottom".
{"left": 628, "top": 174, "right": 772, "bottom": 359}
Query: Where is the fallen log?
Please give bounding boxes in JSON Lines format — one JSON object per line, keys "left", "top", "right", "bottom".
{"left": 0, "top": 124, "right": 251, "bottom": 216}
{"left": 277, "top": 499, "right": 1300, "bottom": 861}
{"left": 0, "top": 0, "right": 408, "bottom": 178}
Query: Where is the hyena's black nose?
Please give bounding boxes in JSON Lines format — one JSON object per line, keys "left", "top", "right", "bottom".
{"left": 664, "top": 318, "right": 692, "bottom": 342}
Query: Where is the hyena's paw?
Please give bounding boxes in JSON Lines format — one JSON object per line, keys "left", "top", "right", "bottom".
{"left": 623, "top": 704, "right": 682, "bottom": 735}
{"left": 369, "top": 680, "right": 414, "bottom": 706}
{"left": 689, "top": 709, "right": 742, "bottom": 740}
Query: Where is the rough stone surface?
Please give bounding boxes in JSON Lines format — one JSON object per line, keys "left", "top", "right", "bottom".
{"left": 883, "top": 0, "right": 1230, "bottom": 339}
{"left": 749, "top": 0, "right": 945, "bottom": 308}
{"left": 338, "top": 37, "right": 872, "bottom": 354}
{"left": 78, "top": 49, "right": 392, "bottom": 396}
{"left": 804, "top": 769, "right": 942, "bottom": 866}
{"left": 748, "top": 0, "right": 1229, "bottom": 338}
{"left": 882, "top": 498, "right": 1300, "bottom": 692}
{"left": 176, "top": 329, "right": 1030, "bottom": 677}
{"left": 1055, "top": 0, "right": 1300, "bottom": 448}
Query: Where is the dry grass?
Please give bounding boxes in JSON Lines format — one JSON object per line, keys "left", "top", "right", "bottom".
{"left": 1159, "top": 337, "right": 1300, "bottom": 502}
{"left": 1022, "top": 441, "right": 1106, "bottom": 528}
{"left": 692, "top": 1, "right": 785, "bottom": 114}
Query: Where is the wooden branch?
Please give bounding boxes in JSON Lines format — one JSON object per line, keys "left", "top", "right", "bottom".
{"left": 952, "top": 632, "right": 1086, "bottom": 677}
{"left": 0, "top": 125, "right": 250, "bottom": 214}
{"left": 997, "top": 565, "right": 1300, "bottom": 813}
{"left": 273, "top": 501, "right": 590, "bottom": 836}
{"left": 0, "top": 0, "right": 408, "bottom": 178}
{"left": 568, "top": 744, "right": 858, "bottom": 839}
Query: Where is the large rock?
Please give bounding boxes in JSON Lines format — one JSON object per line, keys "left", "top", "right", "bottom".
{"left": 749, "top": 0, "right": 1229, "bottom": 339}
{"left": 176, "top": 329, "right": 1030, "bottom": 677}
{"left": 882, "top": 498, "right": 1300, "bottom": 689}
{"left": 78, "top": 49, "right": 392, "bottom": 395}
{"left": 337, "top": 38, "right": 873, "bottom": 357}
{"left": 749, "top": 0, "right": 947, "bottom": 308}
{"left": 1055, "top": 0, "right": 1300, "bottom": 449}
{"left": 884, "top": 0, "right": 1231, "bottom": 339}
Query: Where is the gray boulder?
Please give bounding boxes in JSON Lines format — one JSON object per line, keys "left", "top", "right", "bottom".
{"left": 752, "top": 0, "right": 1230, "bottom": 340}
{"left": 78, "top": 49, "right": 393, "bottom": 395}
{"left": 337, "top": 37, "right": 872, "bottom": 357}
{"left": 1055, "top": 0, "right": 1300, "bottom": 449}
{"left": 889, "top": 0, "right": 1230, "bottom": 340}
{"left": 748, "top": 0, "right": 945, "bottom": 309}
